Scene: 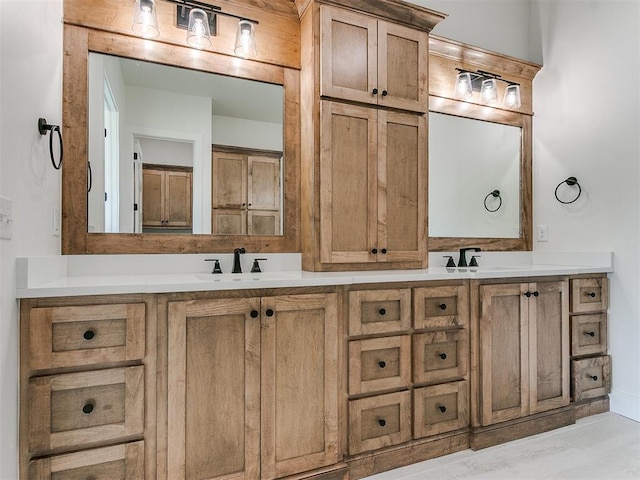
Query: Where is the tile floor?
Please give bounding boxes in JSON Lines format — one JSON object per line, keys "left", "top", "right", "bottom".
{"left": 362, "top": 412, "right": 640, "bottom": 480}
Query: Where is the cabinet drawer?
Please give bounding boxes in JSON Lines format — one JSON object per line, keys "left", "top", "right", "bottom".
{"left": 413, "top": 381, "right": 469, "bottom": 438}
{"left": 570, "top": 278, "right": 608, "bottom": 313}
{"left": 571, "top": 356, "right": 611, "bottom": 401}
{"left": 571, "top": 314, "right": 607, "bottom": 357}
{"left": 349, "top": 336, "right": 411, "bottom": 395}
{"left": 348, "top": 289, "right": 411, "bottom": 336}
{"left": 413, "top": 285, "right": 468, "bottom": 330}
{"left": 29, "top": 366, "right": 144, "bottom": 454}
{"left": 29, "top": 303, "right": 146, "bottom": 370}
{"left": 413, "top": 330, "right": 468, "bottom": 385}
{"left": 29, "top": 441, "right": 144, "bottom": 479}
{"left": 348, "top": 391, "right": 411, "bottom": 455}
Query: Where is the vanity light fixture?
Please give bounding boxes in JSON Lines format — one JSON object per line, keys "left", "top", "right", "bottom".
{"left": 454, "top": 68, "right": 521, "bottom": 108}
{"left": 132, "top": 0, "right": 259, "bottom": 55}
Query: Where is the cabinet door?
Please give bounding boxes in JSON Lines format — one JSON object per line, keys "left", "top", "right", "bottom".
{"left": 167, "top": 298, "right": 261, "bottom": 480}
{"left": 248, "top": 156, "right": 280, "bottom": 211}
{"left": 377, "top": 111, "right": 426, "bottom": 263}
{"left": 142, "top": 168, "right": 164, "bottom": 227}
{"left": 377, "top": 21, "right": 428, "bottom": 112}
{"left": 320, "top": 101, "right": 378, "bottom": 264}
{"left": 248, "top": 210, "right": 279, "bottom": 236}
{"left": 479, "top": 283, "right": 529, "bottom": 425}
{"left": 165, "top": 170, "right": 192, "bottom": 228}
{"left": 320, "top": 5, "right": 378, "bottom": 105}
{"left": 212, "top": 151, "right": 247, "bottom": 208}
{"left": 528, "top": 281, "right": 570, "bottom": 414}
{"left": 212, "top": 209, "right": 247, "bottom": 235}
{"left": 261, "top": 294, "right": 339, "bottom": 479}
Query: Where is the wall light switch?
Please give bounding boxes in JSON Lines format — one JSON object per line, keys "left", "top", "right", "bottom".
{"left": 0, "top": 196, "right": 13, "bottom": 240}
{"left": 52, "top": 207, "right": 61, "bottom": 237}
{"left": 537, "top": 224, "right": 549, "bottom": 242}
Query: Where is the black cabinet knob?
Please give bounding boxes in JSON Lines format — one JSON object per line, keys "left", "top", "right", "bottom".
{"left": 533, "top": 291, "right": 539, "bottom": 297}
{"left": 382, "top": 90, "right": 388, "bottom": 96}
{"left": 265, "top": 309, "right": 274, "bottom": 317}
{"left": 379, "top": 308, "right": 386, "bottom": 316}
{"left": 250, "top": 310, "right": 259, "bottom": 318}
{"left": 83, "top": 330, "right": 95, "bottom": 340}
{"left": 588, "top": 374, "right": 599, "bottom": 381}
{"left": 438, "top": 405, "right": 447, "bottom": 413}
{"left": 381, "top": 248, "right": 387, "bottom": 254}
{"left": 439, "top": 353, "right": 447, "bottom": 360}
{"left": 378, "top": 418, "right": 386, "bottom": 427}
{"left": 585, "top": 331, "right": 596, "bottom": 337}
{"left": 82, "top": 402, "right": 95, "bottom": 414}
{"left": 378, "top": 361, "right": 386, "bottom": 368}
{"left": 439, "top": 304, "right": 447, "bottom": 310}
{"left": 371, "top": 248, "right": 378, "bottom": 254}
{"left": 524, "top": 292, "right": 532, "bottom": 298}
{"left": 588, "top": 292, "right": 597, "bottom": 298}
{"left": 372, "top": 88, "right": 378, "bottom": 95}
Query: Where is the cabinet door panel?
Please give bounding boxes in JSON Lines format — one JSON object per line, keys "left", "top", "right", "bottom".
{"left": 248, "top": 156, "right": 280, "bottom": 211}
{"left": 165, "top": 170, "right": 192, "bottom": 228}
{"left": 167, "top": 298, "right": 261, "bottom": 480}
{"left": 212, "top": 152, "right": 247, "bottom": 208}
{"left": 320, "top": 101, "right": 377, "bottom": 263}
{"left": 142, "top": 169, "right": 163, "bottom": 227}
{"left": 248, "top": 210, "right": 279, "bottom": 236}
{"left": 212, "top": 209, "right": 247, "bottom": 235}
{"left": 529, "top": 281, "right": 570, "bottom": 414}
{"left": 377, "top": 112, "right": 426, "bottom": 263}
{"left": 261, "top": 294, "right": 339, "bottom": 478}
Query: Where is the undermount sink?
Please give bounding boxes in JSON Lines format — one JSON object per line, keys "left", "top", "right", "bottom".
{"left": 194, "top": 272, "right": 301, "bottom": 282}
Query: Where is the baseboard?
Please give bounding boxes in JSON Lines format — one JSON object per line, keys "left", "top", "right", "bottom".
{"left": 610, "top": 389, "right": 640, "bottom": 422}
{"left": 574, "top": 396, "right": 610, "bottom": 420}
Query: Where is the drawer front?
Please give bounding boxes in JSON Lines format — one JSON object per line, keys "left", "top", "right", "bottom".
{"left": 414, "top": 286, "right": 468, "bottom": 330}
{"left": 29, "top": 441, "right": 144, "bottom": 480}
{"left": 413, "top": 381, "right": 469, "bottom": 438}
{"left": 348, "top": 391, "right": 411, "bottom": 455}
{"left": 29, "top": 366, "right": 144, "bottom": 454}
{"left": 413, "top": 330, "right": 468, "bottom": 385}
{"left": 570, "top": 278, "right": 608, "bottom": 313}
{"left": 349, "top": 336, "right": 411, "bottom": 395}
{"left": 29, "top": 303, "right": 146, "bottom": 370}
{"left": 571, "top": 356, "right": 611, "bottom": 401}
{"left": 571, "top": 314, "right": 607, "bottom": 357}
{"left": 349, "top": 289, "right": 411, "bottom": 336}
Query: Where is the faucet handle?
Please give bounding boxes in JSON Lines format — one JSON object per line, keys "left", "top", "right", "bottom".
{"left": 205, "top": 258, "right": 223, "bottom": 274}
{"left": 251, "top": 258, "right": 267, "bottom": 273}
{"left": 469, "top": 255, "right": 481, "bottom": 267}
{"left": 443, "top": 256, "right": 456, "bottom": 268}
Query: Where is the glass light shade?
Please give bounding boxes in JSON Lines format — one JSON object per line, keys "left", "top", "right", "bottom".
{"left": 503, "top": 84, "right": 522, "bottom": 108}
{"left": 132, "top": 0, "right": 159, "bottom": 39}
{"left": 480, "top": 78, "right": 498, "bottom": 104}
{"left": 235, "top": 20, "right": 257, "bottom": 58}
{"left": 187, "top": 9, "right": 212, "bottom": 49}
{"left": 454, "top": 72, "right": 473, "bottom": 99}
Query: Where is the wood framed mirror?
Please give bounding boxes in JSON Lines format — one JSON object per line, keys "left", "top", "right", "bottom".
{"left": 62, "top": 22, "right": 300, "bottom": 254}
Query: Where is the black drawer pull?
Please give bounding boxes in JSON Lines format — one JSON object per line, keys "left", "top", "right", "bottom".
{"left": 371, "top": 248, "right": 378, "bottom": 254}
{"left": 265, "top": 309, "right": 274, "bottom": 317}
{"left": 382, "top": 90, "right": 388, "bottom": 97}
{"left": 378, "top": 418, "right": 386, "bottom": 427}
{"left": 378, "top": 361, "right": 386, "bottom": 368}
{"left": 83, "top": 330, "right": 95, "bottom": 340}
{"left": 587, "top": 292, "right": 597, "bottom": 298}
{"left": 438, "top": 405, "right": 447, "bottom": 413}
{"left": 588, "top": 374, "right": 599, "bottom": 381}
{"left": 372, "top": 88, "right": 378, "bottom": 95}
{"left": 524, "top": 292, "right": 532, "bottom": 298}
{"left": 439, "top": 303, "right": 447, "bottom": 310}
{"left": 381, "top": 248, "right": 387, "bottom": 254}
{"left": 250, "top": 310, "right": 259, "bottom": 318}
{"left": 439, "top": 353, "right": 447, "bottom": 360}
{"left": 82, "top": 402, "right": 95, "bottom": 415}
{"left": 379, "top": 308, "right": 386, "bottom": 316}
{"left": 584, "top": 331, "right": 596, "bottom": 337}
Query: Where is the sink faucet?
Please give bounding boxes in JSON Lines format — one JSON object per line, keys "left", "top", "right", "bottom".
{"left": 232, "top": 247, "right": 246, "bottom": 273}
{"left": 458, "top": 247, "right": 481, "bottom": 267}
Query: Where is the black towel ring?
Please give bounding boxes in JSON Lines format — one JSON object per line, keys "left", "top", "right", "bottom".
{"left": 87, "top": 161, "right": 93, "bottom": 193}
{"left": 484, "top": 190, "right": 502, "bottom": 212}
{"left": 554, "top": 176, "right": 581, "bottom": 204}
{"left": 38, "top": 118, "right": 63, "bottom": 170}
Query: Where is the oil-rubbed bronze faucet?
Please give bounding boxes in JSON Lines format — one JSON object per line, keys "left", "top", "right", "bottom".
{"left": 458, "top": 247, "right": 481, "bottom": 267}
{"left": 232, "top": 247, "right": 246, "bottom": 273}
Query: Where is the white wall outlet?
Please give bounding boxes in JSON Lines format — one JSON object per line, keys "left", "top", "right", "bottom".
{"left": 0, "top": 196, "right": 13, "bottom": 240}
{"left": 537, "top": 224, "right": 549, "bottom": 242}
{"left": 52, "top": 207, "right": 61, "bottom": 237}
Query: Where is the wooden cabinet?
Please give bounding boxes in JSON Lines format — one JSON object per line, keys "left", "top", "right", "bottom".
{"left": 477, "top": 281, "right": 570, "bottom": 426}
{"left": 212, "top": 148, "right": 281, "bottom": 236}
{"left": 142, "top": 165, "right": 192, "bottom": 229}
{"left": 165, "top": 293, "right": 339, "bottom": 480}
{"left": 319, "top": 101, "right": 426, "bottom": 265}
{"left": 320, "top": 5, "right": 428, "bottom": 113}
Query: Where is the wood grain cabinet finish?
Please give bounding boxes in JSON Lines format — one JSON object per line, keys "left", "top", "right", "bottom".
{"left": 413, "top": 330, "right": 468, "bottom": 385}
{"left": 348, "top": 391, "right": 412, "bottom": 455}
{"left": 570, "top": 277, "right": 608, "bottom": 313}
{"left": 349, "top": 335, "right": 411, "bottom": 395}
{"left": 478, "top": 281, "right": 570, "bottom": 426}
{"left": 28, "top": 366, "right": 144, "bottom": 454}
{"left": 348, "top": 288, "right": 411, "bottom": 336}
{"left": 142, "top": 166, "right": 192, "bottom": 229}
{"left": 166, "top": 293, "right": 339, "bottom": 480}
{"left": 29, "top": 441, "right": 145, "bottom": 480}
{"left": 29, "top": 303, "right": 145, "bottom": 371}
{"left": 571, "top": 355, "right": 611, "bottom": 401}
{"left": 414, "top": 285, "right": 468, "bottom": 330}
{"left": 413, "top": 381, "right": 469, "bottom": 438}
{"left": 320, "top": 5, "right": 428, "bottom": 113}
{"left": 570, "top": 314, "right": 607, "bottom": 357}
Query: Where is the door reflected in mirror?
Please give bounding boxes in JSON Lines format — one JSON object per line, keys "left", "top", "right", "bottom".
{"left": 87, "top": 52, "right": 284, "bottom": 235}
{"left": 429, "top": 112, "right": 521, "bottom": 238}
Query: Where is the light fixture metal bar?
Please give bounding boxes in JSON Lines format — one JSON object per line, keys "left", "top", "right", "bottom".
{"left": 162, "top": 0, "right": 259, "bottom": 25}
{"left": 455, "top": 67, "right": 519, "bottom": 87}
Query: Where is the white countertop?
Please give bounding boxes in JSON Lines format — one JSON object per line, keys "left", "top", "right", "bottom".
{"left": 15, "top": 252, "right": 613, "bottom": 298}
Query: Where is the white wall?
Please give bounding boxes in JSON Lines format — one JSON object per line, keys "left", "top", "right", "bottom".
{"left": 212, "top": 115, "right": 283, "bottom": 151}
{"left": 0, "top": 1, "right": 63, "bottom": 478}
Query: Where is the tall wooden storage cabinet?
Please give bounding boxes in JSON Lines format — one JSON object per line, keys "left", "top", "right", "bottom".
{"left": 142, "top": 165, "right": 192, "bottom": 230}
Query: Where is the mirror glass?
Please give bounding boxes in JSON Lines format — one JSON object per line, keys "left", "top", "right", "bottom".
{"left": 87, "top": 52, "right": 284, "bottom": 235}
{"left": 429, "top": 112, "right": 521, "bottom": 238}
